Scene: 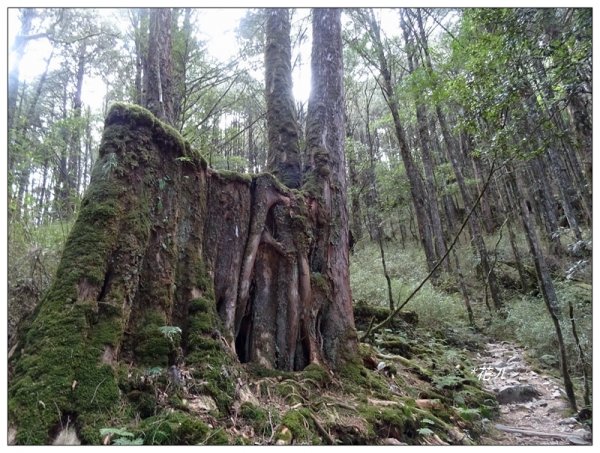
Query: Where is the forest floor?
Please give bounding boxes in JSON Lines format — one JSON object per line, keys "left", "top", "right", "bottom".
{"left": 473, "top": 341, "right": 592, "bottom": 445}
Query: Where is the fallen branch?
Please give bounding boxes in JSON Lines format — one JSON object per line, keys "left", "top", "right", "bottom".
{"left": 494, "top": 423, "right": 588, "bottom": 444}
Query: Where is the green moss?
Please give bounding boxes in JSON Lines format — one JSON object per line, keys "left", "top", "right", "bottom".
{"left": 279, "top": 408, "right": 320, "bottom": 444}
{"left": 185, "top": 296, "right": 236, "bottom": 415}
{"left": 105, "top": 103, "right": 187, "bottom": 158}
{"left": 127, "top": 390, "right": 157, "bottom": 419}
{"left": 358, "top": 404, "right": 419, "bottom": 444}
{"left": 133, "top": 311, "right": 172, "bottom": 367}
{"left": 213, "top": 169, "right": 252, "bottom": 185}
{"left": 339, "top": 360, "right": 391, "bottom": 398}
{"left": 310, "top": 273, "right": 331, "bottom": 298}
{"left": 302, "top": 363, "right": 331, "bottom": 387}
{"left": 453, "top": 384, "right": 498, "bottom": 418}
{"left": 246, "top": 362, "right": 293, "bottom": 379}
{"left": 274, "top": 382, "right": 304, "bottom": 405}
{"left": 137, "top": 411, "right": 222, "bottom": 445}
{"left": 239, "top": 402, "right": 272, "bottom": 435}
{"left": 378, "top": 337, "right": 413, "bottom": 358}
{"left": 194, "top": 261, "right": 213, "bottom": 296}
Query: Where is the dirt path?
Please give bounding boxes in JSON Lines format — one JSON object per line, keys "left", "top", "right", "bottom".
{"left": 472, "top": 341, "right": 591, "bottom": 446}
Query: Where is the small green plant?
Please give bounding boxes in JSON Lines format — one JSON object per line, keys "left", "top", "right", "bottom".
{"left": 145, "top": 366, "right": 164, "bottom": 378}
{"left": 432, "top": 374, "right": 464, "bottom": 390}
{"left": 158, "top": 176, "right": 171, "bottom": 190}
{"left": 456, "top": 407, "right": 481, "bottom": 421}
{"left": 101, "top": 152, "right": 118, "bottom": 176}
{"left": 417, "top": 427, "right": 434, "bottom": 437}
{"left": 99, "top": 427, "right": 143, "bottom": 445}
{"left": 159, "top": 325, "right": 182, "bottom": 342}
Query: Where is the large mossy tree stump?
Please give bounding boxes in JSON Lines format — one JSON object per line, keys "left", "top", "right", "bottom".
{"left": 8, "top": 103, "right": 357, "bottom": 444}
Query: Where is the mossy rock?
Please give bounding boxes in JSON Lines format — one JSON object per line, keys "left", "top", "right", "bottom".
{"left": 378, "top": 336, "right": 413, "bottom": 358}
{"left": 353, "top": 301, "right": 418, "bottom": 331}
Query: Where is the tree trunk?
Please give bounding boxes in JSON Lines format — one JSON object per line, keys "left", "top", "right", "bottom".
{"left": 346, "top": 131, "right": 363, "bottom": 243}
{"left": 357, "top": 9, "right": 438, "bottom": 277}
{"left": 401, "top": 10, "right": 450, "bottom": 274}
{"left": 144, "top": 8, "right": 174, "bottom": 124}
{"left": 265, "top": 8, "right": 302, "bottom": 188}
{"left": 304, "top": 7, "right": 358, "bottom": 366}
{"left": 131, "top": 8, "right": 148, "bottom": 106}
{"left": 437, "top": 108, "right": 503, "bottom": 311}
{"left": 507, "top": 165, "right": 577, "bottom": 412}
{"left": 65, "top": 43, "right": 86, "bottom": 216}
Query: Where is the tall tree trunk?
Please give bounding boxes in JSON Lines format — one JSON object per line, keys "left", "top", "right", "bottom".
{"left": 304, "top": 7, "right": 357, "bottom": 366}
{"left": 144, "top": 8, "right": 174, "bottom": 124}
{"left": 131, "top": 8, "right": 148, "bottom": 106}
{"left": 265, "top": 8, "right": 302, "bottom": 188}
{"left": 53, "top": 83, "right": 70, "bottom": 220}
{"left": 440, "top": 113, "right": 503, "bottom": 311}
{"left": 496, "top": 175, "right": 529, "bottom": 292}
{"left": 357, "top": 9, "right": 438, "bottom": 276}
{"left": 346, "top": 131, "right": 363, "bottom": 243}
{"left": 471, "top": 155, "right": 496, "bottom": 233}
{"left": 411, "top": 9, "right": 501, "bottom": 309}
{"left": 507, "top": 165, "right": 577, "bottom": 412}
{"left": 528, "top": 156, "right": 563, "bottom": 255}
{"left": 65, "top": 43, "right": 86, "bottom": 216}
{"left": 401, "top": 10, "right": 449, "bottom": 274}
{"left": 36, "top": 156, "right": 50, "bottom": 225}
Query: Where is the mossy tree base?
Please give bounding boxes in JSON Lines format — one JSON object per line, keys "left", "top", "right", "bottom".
{"left": 8, "top": 104, "right": 356, "bottom": 444}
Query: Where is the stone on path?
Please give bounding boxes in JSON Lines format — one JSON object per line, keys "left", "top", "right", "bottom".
{"left": 496, "top": 384, "right": 542, "bottom": 405}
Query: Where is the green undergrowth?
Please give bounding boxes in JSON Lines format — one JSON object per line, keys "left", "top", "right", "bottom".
{"left": 350, "top": 240, "right": 471, "bottom": 334}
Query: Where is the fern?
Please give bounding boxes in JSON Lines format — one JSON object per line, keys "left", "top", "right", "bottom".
{"left": 100, "top": 427, "right": 144, "bottom": 445}
{"left": 113, "top": 437, "right": 144, "bottom": 445}
{"left": 158, "top": 325, "right": 182, "bottom": 342}
{"left": 432, "top": 374, "right": 464, "bottom": 390}
{"left": 101, "top": 152, "right": 118, "bottom": 176}
{"left": 418, "top": 427, "right": 434, "bottom": 436}
{"left": 456, "top": 407, "right": 481, "bottom": 421}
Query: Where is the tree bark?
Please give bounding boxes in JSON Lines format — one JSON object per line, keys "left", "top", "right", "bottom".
{"left": 265, "top": 8, "right": 302, "bottom": 188}
{"left": 507, "top": 165, "right": 578, "bottom": 412}
{"left": 401, "top": 10, "right": 450, "bottom": 274}
{"left": 356, "top": 9, "right": 438, "bottom": 277}
{"left": 304, "top": 8, "right": 358, "bottom": 366}
{"left": 144, "top": 8, "right": 174, "bottom": 124}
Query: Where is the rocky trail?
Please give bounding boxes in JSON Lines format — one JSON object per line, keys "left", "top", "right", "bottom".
{"left": 473, "top": 341, "right": 592, "bottom": 445}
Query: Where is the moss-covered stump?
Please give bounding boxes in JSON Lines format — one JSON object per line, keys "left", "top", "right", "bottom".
{"left": 8, "top": 103, "right": 357, "bottom": 444}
